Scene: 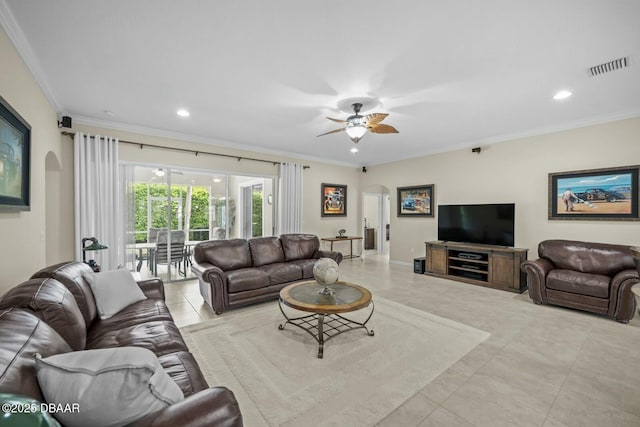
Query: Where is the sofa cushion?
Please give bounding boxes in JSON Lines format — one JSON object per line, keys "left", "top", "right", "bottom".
{"left": 547, "top": 269, "right": 610, "bottom": 298}
{"left": 280, "top": 234, "right": 320, "bottom": 261}
{"left": 158, "top": 351, "right": 209, "bottom": 397}
{"left": 86, "top": 320, "right": 188, "bottom": 356}
{"left": 84, "top": 269, "right": 147, "bottom": 320}
{"left": 249, "top": 237, "right": 285, "bottom": 267}
{"left": 0, "top": 277, "right": 87, "bottom": 351}
{"left": 259, "top": 263, "right": 303, "bottom": 285}
{"left": 226, "top": 268, "right": 270, "bottom": 293}
{"left": 31, "top": 261, "right": 98, "bottom": 327}
{"left": 35, "top": 347, "right": 184, "bottom": 427}
{"left": 539, "top": 240, "right": 635, "bottom": 276}
{"left": 290, "top": 259, "right": 318, "bottom": 279}
{"left": 91, "top": 298, "right": 174, "bottom": 334}
{"left": 193, "top": 239, "right": 252, "bottom": 271}
{"left": 0, "top": 308, "right": 72, "bottom": 402}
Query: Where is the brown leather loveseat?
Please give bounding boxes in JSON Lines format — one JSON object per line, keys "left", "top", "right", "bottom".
{"left": 0, "top": 261, "right": 243, "bottom": 426}
{"left": 521, "top": 240, "right": 640, "bottom": 323}
{"left": 192, "top": 234, "right": 343, "bottom": 314}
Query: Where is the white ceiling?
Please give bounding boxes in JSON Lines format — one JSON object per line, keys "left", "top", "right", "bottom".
{"left": 2, "top": 0, "right": 640, "bottom": 167}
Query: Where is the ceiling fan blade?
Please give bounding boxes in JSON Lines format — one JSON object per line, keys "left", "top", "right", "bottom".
{"left": 365, "top": 113, "right": 389, "bottom": 125}
{"left": 326, "top": 117, "right": 348, "bottom": 124}
{"left": 368, "top": 123, "right": 399, "bottom": 134}
{"left": 317, "top": 127, "right": 346, "bottom": 137}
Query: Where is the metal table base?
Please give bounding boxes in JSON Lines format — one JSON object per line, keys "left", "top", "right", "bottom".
{"left": 278, "top": 300, "right": 375, "bottom": 358}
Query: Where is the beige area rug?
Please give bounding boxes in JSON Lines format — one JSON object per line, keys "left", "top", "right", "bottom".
{"left": 181, "top": 297, "right": 490, "bottom": 427}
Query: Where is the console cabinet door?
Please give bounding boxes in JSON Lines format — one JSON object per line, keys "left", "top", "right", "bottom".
{"left": 426, "top": 244, "right": 447, "bottom": 275}
{"left": 490, "top": 251, "right": 514, "bottom": 287}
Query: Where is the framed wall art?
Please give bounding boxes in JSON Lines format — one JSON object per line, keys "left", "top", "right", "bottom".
{"left": 397, "top": 184, "right": 434, "bottom": 217}
{"left": 321, "top": 183, "right": 347, "bottom": 217}
{"left": 0, "top": 95, "right": 31, "bottom": 212}
{"left": 548, "top": 165, "right": 639, "bottom": 220}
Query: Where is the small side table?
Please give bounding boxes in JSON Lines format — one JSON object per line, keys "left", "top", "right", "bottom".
{"left": 321, "top": 236, "right": 363, "bottom": 259}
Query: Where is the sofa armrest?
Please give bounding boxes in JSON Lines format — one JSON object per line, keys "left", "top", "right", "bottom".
{"left": 316, "top": 250, "right": 344, "bottom": 265}
{"left": 137, "top": 278, "right": 165, "bottom": 300}
{"left": 521, "top": 258, "right": 554, "bottom": 304}
{"left": 191, "top": 262, "right": 227, "bottom": 314}
{"left": 128, "top": 387, "right": 243, "bottom": 427}
{"left": 609, "top": 268, "right": 640, "bottom": 322}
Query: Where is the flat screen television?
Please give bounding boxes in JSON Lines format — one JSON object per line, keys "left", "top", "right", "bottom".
{"left": 438, "top": 203, "right": 515, "bottom": 247}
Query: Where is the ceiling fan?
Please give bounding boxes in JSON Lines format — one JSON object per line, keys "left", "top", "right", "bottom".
{"left": 317, "top": 103, "right": 399, "bottom": 144}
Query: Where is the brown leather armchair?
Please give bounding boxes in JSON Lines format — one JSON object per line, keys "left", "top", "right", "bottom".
{"left": 632, "top": 246, "right": 640, "bottom": 317}
{"left": 521, "top": 240, "right": 639, "bottom": 323}
{"left": 633, "top": 246, "right": 640, "bottom": 272}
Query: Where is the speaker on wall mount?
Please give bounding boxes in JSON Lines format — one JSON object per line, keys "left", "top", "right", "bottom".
{"left": 58, "top": 116, "right": 72, "bottom": 128}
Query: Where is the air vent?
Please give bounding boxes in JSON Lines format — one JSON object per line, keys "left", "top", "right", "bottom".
{"left": 588, "top": 57, "right": 629, "bottom": 77}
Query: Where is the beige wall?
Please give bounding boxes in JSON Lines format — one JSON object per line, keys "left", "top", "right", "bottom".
{"left": 362, "top": 117, "right": 640, "bottom": 264}
{"left": 0, "top": 28, "right": 71, "bottom": 289}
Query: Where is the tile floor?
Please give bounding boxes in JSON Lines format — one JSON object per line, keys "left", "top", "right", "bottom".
{"left": 165, "top": 253, "right": 640, "bottom": 427}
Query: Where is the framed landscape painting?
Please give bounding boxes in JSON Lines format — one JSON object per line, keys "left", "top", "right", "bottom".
{"left": 397, "top": 184, "right": 434, "bottom": 217}
{"left": 321, "top": 183, "right": 347, "bottom": 217}
{"left": 549, "top": 165, "right": 639, "bottom": 220}
{"left": 0, "top": 95, "right": 31, "bottom": 211}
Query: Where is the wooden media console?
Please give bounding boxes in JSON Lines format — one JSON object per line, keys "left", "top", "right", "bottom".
{"left": 424, "top": 241, "right": 528, "bottom": 293}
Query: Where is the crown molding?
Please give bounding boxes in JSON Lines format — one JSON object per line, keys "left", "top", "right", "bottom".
{"left": 368, "top": 110, "right": 640, "bottom": 166}
{"left": 0, "top": 0, "right": 61, "bottom": 112}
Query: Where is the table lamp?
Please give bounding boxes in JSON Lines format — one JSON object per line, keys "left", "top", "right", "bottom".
{"left": 82, "top": 237, "right": 108, "bottom": 271}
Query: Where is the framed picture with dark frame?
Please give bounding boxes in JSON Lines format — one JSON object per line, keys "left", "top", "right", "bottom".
{"left": 321, "top": 183, "right": 347, "bottom": 217}
{"left": 549, "top": 165, "right": 639, "bottom": 220}
{"left": 0, "top": 95, "right": 31, "bottom": 212}
{"left": 397, "top": 184, "right": 434, "bottom": 217}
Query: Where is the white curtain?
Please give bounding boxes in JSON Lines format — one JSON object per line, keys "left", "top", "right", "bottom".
{"left": 74, "top": 133, "right": 122, "bottom": 270}
{"left": 278, "top": 162, "right": 304, "bottom": 234}
{"left": 120, "top": 164, "right": 136, "bottom": 270}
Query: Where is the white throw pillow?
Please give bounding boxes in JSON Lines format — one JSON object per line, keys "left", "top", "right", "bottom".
{"left": 84, "top": 269, "right": 146, "bottom": 319}
{"left": 35, "top": 347, "right": 184, "bottom": 427}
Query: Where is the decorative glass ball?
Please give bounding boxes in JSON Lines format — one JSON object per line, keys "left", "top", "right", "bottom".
{"left": 313, "top": 258, "right": 339, "bottom": 285}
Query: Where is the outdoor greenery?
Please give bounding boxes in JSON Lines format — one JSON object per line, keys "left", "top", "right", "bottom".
{"left": 132, "top": 183, "right": 262, "bottom": 242}
{"left": 134, "top": 183, "right": 211, "bottom": 242}
{"left": 252, "top": 191, "right": 262, "bottom": 237}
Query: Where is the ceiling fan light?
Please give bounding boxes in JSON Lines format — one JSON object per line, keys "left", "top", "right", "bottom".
{"left": 345, "top": 125, "right": 367, "bottom": 140}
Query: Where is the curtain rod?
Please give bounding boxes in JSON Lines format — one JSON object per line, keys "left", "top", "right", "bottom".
{"left": 61, "top": 131, "right": 310, "bottom": 169}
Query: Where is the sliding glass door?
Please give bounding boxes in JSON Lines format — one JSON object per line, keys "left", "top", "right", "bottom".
{"left": 122, "top": 164, "right": 274, "bottom": 282}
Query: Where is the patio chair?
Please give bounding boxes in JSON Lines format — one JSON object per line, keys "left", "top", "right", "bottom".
{"left": 135, "top": 227, "right": 162, "bottom": 272}
{"left": 153, "top": 230, "right": 187, "bottom": 276}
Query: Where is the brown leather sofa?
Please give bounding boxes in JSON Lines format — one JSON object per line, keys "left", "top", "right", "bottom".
{"left": 0, "top": 261, "right": 243, "bottom": 426}
{"left": 521, "top": 240, "right": 640, "bottom": 323}
{"left": 192, "top": 234, "right": 343, "bottom": 314}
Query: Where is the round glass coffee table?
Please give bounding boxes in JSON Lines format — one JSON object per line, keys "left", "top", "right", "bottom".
{"left": 278, "top": 280, "right": 374, "bottom": 358}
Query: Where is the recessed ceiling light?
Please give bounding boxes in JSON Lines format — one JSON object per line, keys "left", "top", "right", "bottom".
{"left": 553, "top": 90, "right": 572, "bottom": 100}
{"left": 350, "top": 147, "right": 359, "bottom": 154}
{"left": 176, "top": 109, "right": 190, "bottom": 117}
{"left": 213, "top": 177, "right": 222, "bottom": 183}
